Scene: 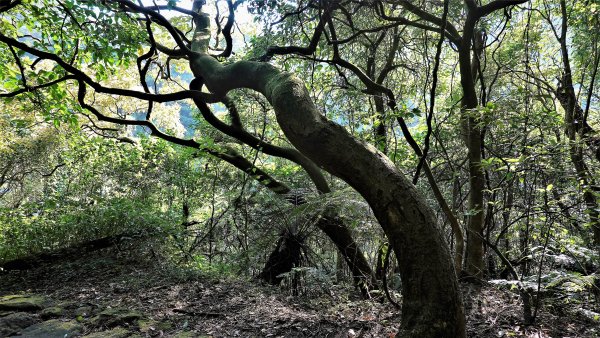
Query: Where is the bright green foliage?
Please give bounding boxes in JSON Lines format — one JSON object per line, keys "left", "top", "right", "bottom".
{"left": 0, "top": 198, "right": 178, "bottom": 263}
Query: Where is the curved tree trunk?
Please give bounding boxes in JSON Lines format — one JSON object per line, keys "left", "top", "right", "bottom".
{"left": 187, "top": 4, "right": 465, "bottom": 334}
{"left": 189, "top": 54, "right": 465, "bottom": 337}
{"left": 317, "top": 214, "right": 378, "bottom": 297}
{"left": 211, "top": 147, "right": 377, "bottom": 294}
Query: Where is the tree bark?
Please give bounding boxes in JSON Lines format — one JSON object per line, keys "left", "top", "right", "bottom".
{"left": 318, "top": 214, "right": 378, "bottom": 296}
{"left": 458, "top": 16, "right": 486, "bottom": 278}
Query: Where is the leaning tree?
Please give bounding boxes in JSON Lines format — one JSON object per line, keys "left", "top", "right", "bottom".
{"left": 0, "top": 0, "right": 468, "bottom": 336}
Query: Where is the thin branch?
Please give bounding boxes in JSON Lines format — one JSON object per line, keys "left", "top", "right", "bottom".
{"left": 413, "top": 0, "right": 449, "bottom": 184}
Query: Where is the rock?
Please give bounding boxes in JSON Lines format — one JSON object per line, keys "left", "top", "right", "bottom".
{"left": 139, "top": 319, "right": 173, "bottom": 334}
{"left": 172, "top": 331, "right": 198, "bottom": 338}
{"left": 0, "top": 312, "right": 38, "bottom": 336}
{"left": 82, "top": 327, "right": 130, "bottom": 338}
{"left": 577, "top": 308, "right": 600, "bottom": 322}
{"left": 91, "top": 307, "right": 143, "bottom": 328}
{"left": 56, "top": 301, "right": 78, "bottom": 310}
{"left": 74, "top": 305, "right": 94, "bottom": 317}
{"left": 0, "top": 295, "right": 46, "bottom": 312}
{"left": 11, "top": 319, "right": 82, "bottom": 337}
{"left": 109, "top": 283, "right": 129, "bottom": 294}
{"left": 40, "top": 306, "right": 64, "bottom": 319}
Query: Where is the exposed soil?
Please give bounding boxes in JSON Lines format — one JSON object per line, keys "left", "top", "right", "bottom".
{"left": 0, "top": 242, "right": 598, "bottom": 337}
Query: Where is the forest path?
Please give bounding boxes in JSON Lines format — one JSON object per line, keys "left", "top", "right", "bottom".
{"left": 0, "top": 241, "right": 595, "bottom": 337}
{"left": 0, "top": 243, "right": 400, "bottom": 337}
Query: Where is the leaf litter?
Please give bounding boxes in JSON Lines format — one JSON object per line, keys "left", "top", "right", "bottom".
{"left": 0, "top": 242, "right": 597, "bottom": 337}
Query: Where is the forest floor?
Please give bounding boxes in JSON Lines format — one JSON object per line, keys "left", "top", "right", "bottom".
{"left": 0, "top": 242, "right": 598, "bottom": 338}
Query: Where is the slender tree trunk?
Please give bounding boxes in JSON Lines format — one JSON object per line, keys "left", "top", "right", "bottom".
{"left": 520, "top": 169, "right": 536, "bottom": 277}
{"left": 458, "top": 19, "right": 486, "bottom": 278}
{"left": 501, "top": 179, "right": 514, "bottom": 254}
{"left": 557, "top": 0, "right": 600, "bottom": 249}
{"left": 373, "top": 95, "right": 388, "bottom": 153}
{"left": 422, "top": 162, "right": 465, "bottom": 274}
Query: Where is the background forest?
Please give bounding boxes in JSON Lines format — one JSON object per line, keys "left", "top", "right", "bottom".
{"left": 0, "top": 0, "right": 599, "bottom": 337}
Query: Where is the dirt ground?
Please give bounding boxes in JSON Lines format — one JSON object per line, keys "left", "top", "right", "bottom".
{"left": 0, "top": 243, "right": 598, "bottom": 337}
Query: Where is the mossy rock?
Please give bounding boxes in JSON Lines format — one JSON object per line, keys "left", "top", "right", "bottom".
{"left": 41, "top": 306, "right": 64, "bottom": 319}
{"left": 82, "top": 327, "right": 131, "bottom": 338}
{"left": 0, "top": 294, "right": 47, "bottom": 312}
{"left": 91, "top": 307, "right": 143, "bottom": 328}
{"left": 139, "top": 319, "right": 173, "bottom": 333}
{"left": 14, "top": 319, "right": 82, "bottom": 338}
{"left": 172, "top": 332, "right": 212, "bottom": 338}
{"left": 56, "top": 301, "right": 79, "bottom": 310}
{"left": 0, "top": 312, "right": 38, "bottom": 336}
{"left": 74, "top": 305, "right": 94, "bottom": 318}
{"left": 172, "top": 331, "right": 199, "bottom": 338}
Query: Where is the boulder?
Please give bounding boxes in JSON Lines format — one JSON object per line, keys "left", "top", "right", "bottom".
{"left": 91, "top": 307, "right": 143, "bottom": 328}
{"left": 0, "top": 295, "right": 46, "bottom": 312}
{"left": 0, "top": 312, "right": 38, "bottom": 336}
{"left": 40, "top": 306, "right": 64, "bottom": 319}
{"left": 12, "top": 319, "right": 82, "bottom": 337}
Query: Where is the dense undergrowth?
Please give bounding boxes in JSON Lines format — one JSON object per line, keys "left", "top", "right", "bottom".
{"left": 2, "top": 132, "right": 600, "bottom": 336}
{"left": 0, "top": 198, "right": 178, "bottom": 263}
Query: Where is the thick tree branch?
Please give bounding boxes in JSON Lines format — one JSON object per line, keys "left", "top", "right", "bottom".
{"left": 476, "top": 0, "right": 529, "bottom": 19}
{"left": 260, "top": 3, "right": 332, "bottom": 61}
{"left": 215, "top": 0, "right": 239, "bottom": 58}
{"left": 393, "top": 0, "right": 461, "bottom": 41}
{"left": 0, "top": 32, "right": 221, "bottom": 103}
